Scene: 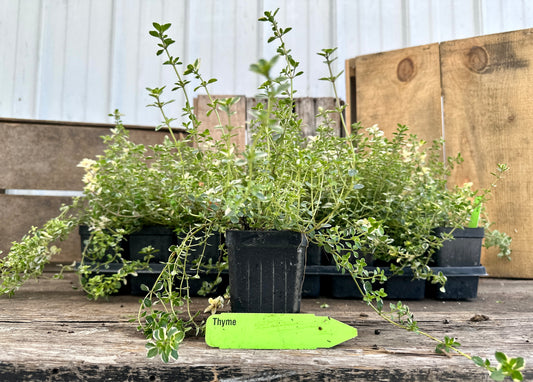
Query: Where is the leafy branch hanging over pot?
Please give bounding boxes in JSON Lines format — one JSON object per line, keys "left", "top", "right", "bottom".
{"left": 0, "top": 8, "right": 523, "bottom": 381}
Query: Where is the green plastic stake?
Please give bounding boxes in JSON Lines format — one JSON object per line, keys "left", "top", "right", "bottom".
{"left": 205, "top": 313, "right": 358, "bottom": 349}
{"left": 468, "top": 197, "right": 482, "bottom": 228}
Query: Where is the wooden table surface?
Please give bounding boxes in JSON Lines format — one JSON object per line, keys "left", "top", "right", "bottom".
{"left": 0, "top": 272, "right": 531, "bottom": 381}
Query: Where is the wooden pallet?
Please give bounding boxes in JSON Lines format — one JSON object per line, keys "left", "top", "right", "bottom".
{"left": 346, "top": 29, "right": 533, "bottom": 279}
{"left": 0, "top": 273, "right": 531, "bottom": 381}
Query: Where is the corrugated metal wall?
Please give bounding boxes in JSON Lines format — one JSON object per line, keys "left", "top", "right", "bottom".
{"left": 1, "top": 0, "right": 533, "bottom": 126}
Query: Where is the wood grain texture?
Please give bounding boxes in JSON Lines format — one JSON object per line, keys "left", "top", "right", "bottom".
{"left": 0, "top": 195, "right": 80, "bottom": 263}
{"left": 345, "top": 57, "right": 357, "bottom": 132}
{"left": 195, "top": 95, "right": 247, "bottom": 151}
{"left": 441, "top": 29, "right": 533, "bottom": 278}
{"left": 354, "top": 43, "right": 443, "bottom": 143}
{"left": 199, "top": 96, "right": 341, "bottom": 149}
{"left": 0, "top": 274, "right": 531, "bottom": 381}
{"left": 0, "top": 120, "right": 172, "bottom": 190}
{"left": 244, "top": 97, "right": 263, "bottom": 145}
{"left": 0, "top": 119, "right": 171, "bottom": 262}
{"left": 295, "top": 97, "right": 343, "bottom": 137}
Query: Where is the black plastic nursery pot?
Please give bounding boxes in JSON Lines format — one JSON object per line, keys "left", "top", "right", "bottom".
{"left": 429, "top": 227, "right": 486, "bottom": 300}
{"left": 321, "top": 266, "right": 426, "bottom": 300}
{"left": 432, "top": 227, "right": 484, "bottom": 266}
{"left": 427, "top": 266, "right": 487, "bottom": 300}
{"left": 129, "top": 225, "right": 176, "bottom": 263}
{"left": 129, "top": 225, "right": 176, "bottom": 295}
{"left": 319, "top": 249, "right": 423, "bottom": 300}
{"left": 79, "top": 225, "right": 226, "bottom": 296}
{"left": 301, "top": 242, "right": 321, "bottom": 298}
{"left": 79, "top": 225, "right": 130, "bottom": 259}
{"left": 129, "top": 226, "right": 224, "bottom": 296}
{"left": 79, "top": 225, "right": 131, "bottom": 294}
{"left": 226, "top": 230, "right": 307, "bottom": 313}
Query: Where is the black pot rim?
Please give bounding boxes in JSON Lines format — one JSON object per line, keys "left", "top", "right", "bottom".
{"left": 433, "top": 226, "right": 485, "bottom": 239}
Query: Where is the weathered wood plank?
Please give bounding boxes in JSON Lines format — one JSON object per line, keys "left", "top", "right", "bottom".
{"left": 353, "top": 43, "right": 442, "bottom": 143}
{"left": 195, "top": 95, "right": 247, "bottom": 151}
{"left": 0, "top": 275, "right": 530, "bottom": 381}
{"left": 0, "top": 195, "right": 80, "bottom": 263}
{"left": 295, "top": 97, "right": 317, "bottom": 137}
{"left": 0, "top": 119, "right": 173, "bottom": 262}
{"left": 441, "top": 28, "right": 533, "bottom": 278}
{"left": 0, "top": 119, "right": 173, "bottom": 190}
{"left": 315, "top": 97, "right": 344, "bottom": 137}
{"left": 295, "top": 97, "right": 343, "bottom": 137}
{"left": 345, "top": 57, "right": 357, "bottom": 132}
{"left": 244, "top": 96, "right": 263, "bottom": 145}
{"left": 200, "top": 96, "right": 342, "bottom": 148}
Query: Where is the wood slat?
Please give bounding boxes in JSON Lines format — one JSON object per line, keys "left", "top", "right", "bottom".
{"left": 0, "top": 120, "right": 172, "bottom": 262}
{"left": 0, "top": 275, "right": 531, "bottom": 381}
{"left": 197, "top": 96, "right": 341, "bottom": 149}
{"left": 345, "top": 58, "right": 357, "bottom": 132}
{"left": 295, "top": 97, "right": 317, "bottom": 137}
{"left": 0, "top": 195, "right": 80, "bottom": 263}
{"left": 441, "top": 28, "right": 533, "bottom": 278}
{"left": 195, "top": 95, "right": 247, "bottom": 151}
{"left": 316, "top": 97, "right": 344, "bottom": 136}
{"left": 295, "top": 97, "right": 343, "bottom": 137}
{"left": 244, "top": 97, "right": 262, "bottom": 145}
{"left": 0, "top": 120, "right": 171, "bottom": 190}
{"left": 353, "top": 43, "right": 443, "bottom": 143}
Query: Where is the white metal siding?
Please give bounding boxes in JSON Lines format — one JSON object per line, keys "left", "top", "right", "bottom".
{"left": 1, "top": 0, "right": 533, "bottom": 126}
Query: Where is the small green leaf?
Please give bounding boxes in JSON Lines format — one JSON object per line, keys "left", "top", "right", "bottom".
{"left": 348, "top": 169, "right": 358, "bottom": 177}
{"left": 490, "top": 370, "right": 506, "bottom": 381}
{"left": 472, "top": 356, "right": 485, "bottom": 367}
{"left": 514, "top": 357, "right": 525, "bottom": 369}
{"left": 146, "top": 347, "right": 158, "bottom": 358}
{"left": 511, "top": 370, "right": 523, "bottom": 381}
{"left": 171, "top": 349, "right": 179, "bottom": 360}
{"left": 495, "top": 351, "right": 507, "bottom": 364}
{"left": 143, "top": 297, "right": 152, "bottom": 308}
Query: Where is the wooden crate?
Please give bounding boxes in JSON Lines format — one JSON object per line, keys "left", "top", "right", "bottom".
{"left": 195, "top": 96, "right": 342, "bottom": 151}
{"left": 346, "top": 28, "right": 533, "bottom": 279}
{"left": 0, "top": 119, "right": 174, "bottom": 263}
{"left": 346, "top": 43, "right": 442, "bottom": 142}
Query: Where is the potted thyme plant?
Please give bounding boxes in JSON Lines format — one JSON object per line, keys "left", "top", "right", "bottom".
{"left": 0, "top": 9, "right": 523, "bottom": 380}
{"left": 143, "top": 14, "right": 389, "bottom": 316}
{"left": 319, "top": 124, "right": 512, "bottom": 300}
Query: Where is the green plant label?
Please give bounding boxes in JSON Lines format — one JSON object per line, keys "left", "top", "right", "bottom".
{"left": 468, "top": 196, "right": 483, "bottom": 228}
{"left": 205, "top": 313, "right": 357, "bottom": 349}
